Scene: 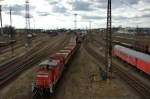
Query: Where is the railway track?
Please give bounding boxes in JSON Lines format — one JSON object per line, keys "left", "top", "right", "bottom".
{"left": 83, "top": 40, "right": 150, "bottom": 99}
{"left": 0, "top": 35, "right": 70, "bottom": 89}
{"left": 0, "top": 40, "right": 47, "bottom": 71}
{"left": 0, "top": 43, "right": 22, "bottom": 53}
{"left": 31, "top": 37, "right": 78, "bottom": 99}
{"left": 0, "top": 35, "right": 44, "bottom": 54}
{"left": 0, "top": 37, "right": 27, "bottom": 53}
{"left": 0, "top": 35, "right": 54, "bottom": 71}
{"left": 32, "top": 88, "right": 41, "bottom": 99}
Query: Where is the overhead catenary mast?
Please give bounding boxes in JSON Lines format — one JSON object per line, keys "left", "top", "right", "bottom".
{"left": 10, "top": 6, "right": 12, "bottom": 26}
{"left": 105, "top": 0, "right": 112, "bottom": 80}
{"left": 89, "top": 20, "right": 91, "bottom": 33}
{"left": 25, "top": 0, "right": 32, "bottom": 48}
{"left": 33, "top": 18, "right": 35, "bottom": 33}
{"left": 9, "top": 6, "right": 15, "bottom": 55}
{"left": 0, "top": 5, "right": 3, "bottom": 35}
{"left": 74, "top": 13, "right": 77, "bottom": 34}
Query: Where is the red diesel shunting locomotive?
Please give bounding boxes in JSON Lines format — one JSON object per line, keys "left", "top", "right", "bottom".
{"left": 113, "top": 45, "right": 150, "bottom": 75}
{"left": 32, "top": 38, "right": 78, "bottom": 94}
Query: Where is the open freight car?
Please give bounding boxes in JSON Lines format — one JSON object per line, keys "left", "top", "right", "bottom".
{"left": 32, "top": 39, "right": 78, "bottom": 94}
{"left": 113, "top": 45, "right": 150, "bottom": 75}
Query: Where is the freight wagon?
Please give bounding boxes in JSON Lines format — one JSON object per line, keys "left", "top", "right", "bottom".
{"left": 32, "top": 38, "right": 78, "bottom": 94}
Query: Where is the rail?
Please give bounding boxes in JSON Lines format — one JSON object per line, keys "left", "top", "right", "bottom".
{"left": 83, "top": 40, "right": 150, "bottom": 99}
{"left": 0, "top": 35, "right": 70, "bottom": 89}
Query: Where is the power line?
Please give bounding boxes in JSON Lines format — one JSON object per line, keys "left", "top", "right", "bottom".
{"left": 117, "top": 0, "right": 143, "bottom": 26}
{"left": 118, "top": 0, "right": 138, "bottom": 10}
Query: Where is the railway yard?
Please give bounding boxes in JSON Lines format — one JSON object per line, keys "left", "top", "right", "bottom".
{"left": 0, "top": 32, "right": 150, "bottom": 99}
{"left": 0, "top": 0, "right": 150, "bottom": 99}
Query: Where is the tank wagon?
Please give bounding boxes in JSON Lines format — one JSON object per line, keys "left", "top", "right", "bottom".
{"left": 32, "top": 38, "right": 78, "bottom": 94}
{"left": 113, "top": 45, "right": 150, "bottom": 75}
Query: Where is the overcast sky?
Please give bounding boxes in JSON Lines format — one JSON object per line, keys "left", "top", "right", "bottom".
{"left": 0, "top": 0, "right": 150, "bottom": 29}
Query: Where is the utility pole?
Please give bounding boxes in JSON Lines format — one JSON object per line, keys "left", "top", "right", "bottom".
{"left": 74, "top": 13, "right": 77, "bottom": 34}
{"left": 25, "top": 0, "right": 32, "bottom": 48}
{"left": 0, "top": 5, "right": 3, "bottom": 36}
{"left": 10, "top": 7, "right": 12, "bottom": 26}
{"left": 9, "top": 6, "right": 14, "bottom": 56}
{"left": 136, "top": 25, "right": 139, "bottom": 35}
{"left": 89, "top": 21, "right": 91, "bottom": 33}
{"left": 33, "top": 18, "right": 35, "bottom": 33}
{"left": 105, "top": 0, "right": 112, "bottom": 80}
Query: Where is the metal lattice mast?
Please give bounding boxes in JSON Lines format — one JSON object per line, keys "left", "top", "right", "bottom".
{"left": 10, "top": 7, "right": 12, "bottom": 26}
{"left": 26, "top": 0, "right": 30, "bottom": 31}
{"left": 25, "top": 0, "right": 31, "bottom": 47}
{"left": 9, "top": 6, "right": 14, "bottom": 55}
{"left": 89, "top": 21, "right": 91, "bottom": 33}
{"left": 105, "top": 0, "right": 112, "bottom": 79}
{"left": 74, "top": 13, "right": 77, "bottom": 33}
{"left": 0, "top": 5, "right": 3, "bottom": 35}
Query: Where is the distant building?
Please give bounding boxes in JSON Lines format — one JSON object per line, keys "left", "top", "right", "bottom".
{"left": 116, "top": 27, "right": 135, "bottom": 34}
{"left": 115, "top": 27, "right": 150, "bottom": 36}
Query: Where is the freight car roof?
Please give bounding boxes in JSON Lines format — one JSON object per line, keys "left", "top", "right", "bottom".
{"left": 115, "top": 45, "right": 150, "bottom": 63}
